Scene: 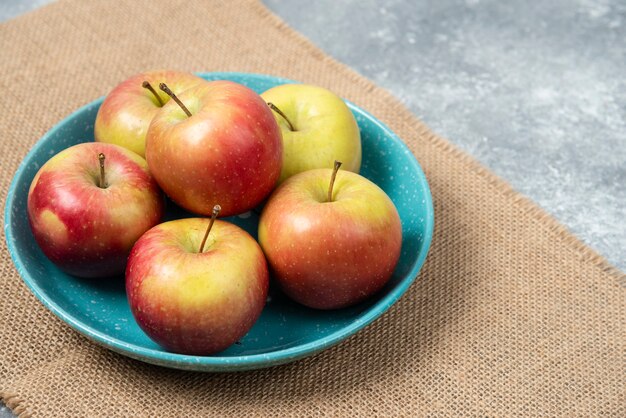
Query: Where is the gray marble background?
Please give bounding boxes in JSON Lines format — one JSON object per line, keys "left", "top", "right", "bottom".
{"left": 1, "top": 0, "right": 624, "bottom": 416}
{"left": 262, "top": 0, "right": 625, "bottom": 270}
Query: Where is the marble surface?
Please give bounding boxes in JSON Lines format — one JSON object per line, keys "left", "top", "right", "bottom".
{"left": 263, "top": 0, "right": 625, "bottom": 271}
{"left": 1, "top": 0, "right": 624, "bottom": 416}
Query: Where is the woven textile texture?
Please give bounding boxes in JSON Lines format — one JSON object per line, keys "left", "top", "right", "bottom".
{"left": 0, "top": 0, "right": 624, "bottom": 416}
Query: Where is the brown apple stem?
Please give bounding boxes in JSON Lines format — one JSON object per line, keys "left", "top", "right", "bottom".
{"left": 199, "top": 205, "right": 221, "bottom": 253}
{"left": 98, "top": 153, "right": 107, "bottom": 188}
{"left": 159, "top": 82, "right": 192, "bottom": 117}
{"left": 327, "top": 160, "right": 342, "bottom": 202}
{"left": 142, "top": 81, "right": 164, "bottom": 106}
{"left": 267, "top": 102, "right": 294, "bottom": 131}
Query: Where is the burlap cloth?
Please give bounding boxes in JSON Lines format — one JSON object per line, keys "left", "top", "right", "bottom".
{"left": 0, "top": 0, "right": 624, "bottom": 416}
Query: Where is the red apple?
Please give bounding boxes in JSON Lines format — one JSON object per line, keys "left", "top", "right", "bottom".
{"left": 126, "top": 212, "right": 269, "bottom": 355}
{"left": 258, "top": 163, "right": 402, "bottom": 309}
{"left": 94, "top": 70, "right": 206, "bottom": 157}
{"left": 27, "top": 142, "right": 164, "bottom": 278}
{"left": 145, "top": 80, "right": 283, "bottom": 217}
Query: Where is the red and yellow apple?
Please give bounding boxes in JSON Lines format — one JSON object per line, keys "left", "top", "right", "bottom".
{"left": 27, "top": 142, "right": 164, "bottom": 278}
{"left": 126, "top": 216, "right": 269, "bottom": 355}
{"left": 258, "top": 164, "right": 402, "bottom": 309}
{"left": 145, "top": 80, "right": 283, "bottom": 217}
{"left": 94, "top": 70, "right": 206, "bottom": 157}
{"left": 261, "top": 84, "right": 361, "bottom": 183}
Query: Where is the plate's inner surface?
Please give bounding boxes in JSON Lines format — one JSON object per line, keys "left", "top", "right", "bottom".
{"left": 7, "top": 73, "right": 430, "bottom": 357}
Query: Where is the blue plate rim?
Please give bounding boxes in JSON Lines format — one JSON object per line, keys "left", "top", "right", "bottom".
{"left": 4, "top": 71, "right": 434, "bottom": 371}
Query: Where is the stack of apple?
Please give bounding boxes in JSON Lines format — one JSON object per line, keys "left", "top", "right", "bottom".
{"left": 27, "top": 70, "right": 402, "bottom": 355}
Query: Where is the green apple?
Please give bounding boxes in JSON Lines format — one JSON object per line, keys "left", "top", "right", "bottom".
{"left": 261, "top": 84, "right": 361, "bottom": 183}
{"left": 258, "top": 162, "right": 402, "bottom": 309}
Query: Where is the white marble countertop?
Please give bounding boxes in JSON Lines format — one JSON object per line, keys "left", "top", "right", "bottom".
{"left": 1, "top": 0, "right": 624, "bottom": 416}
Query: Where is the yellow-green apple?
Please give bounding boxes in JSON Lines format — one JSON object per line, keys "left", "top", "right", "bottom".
{"left": 94, "top": 70, "right": 206, "bottom": 157}
{"left": 145, "top": 81, "right": 282, "bottom": 217}
{"left": 125, "top": 210, "right": 269, "bottom": 355}
{"left": 261, "top": 84, "right": 361, "bottom": 183}
{"left": 27, "top": 142, "right": 164, "bottom": 278}
{"left": 258, "top": 162, "right": 402, "bottom": 309}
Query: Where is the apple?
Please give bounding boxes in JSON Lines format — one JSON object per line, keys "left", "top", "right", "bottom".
{"left": 261, "top": 84, "right": 361, "bottom": 183}
{"left": 27, "top": 142, "right": 164, "bottom": 278}
{"left": 94, "top": 70, "right": 206, "bottom": 157}
{"left": 125, "top": 209, "right": 269, "bottom": 355}
{"left": 258, "top": 162, "right": 402, "bottom": 309}
{"left": 145, "top": 80, "right": 282, "bottom": 217}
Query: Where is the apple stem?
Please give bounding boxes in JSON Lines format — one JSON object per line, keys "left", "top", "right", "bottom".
{"left": 98, "top": 153, "right": 107, "bottom": 188}
{"left": 267, "top": 102, "right": 295, "bottom": 131}
{"left": 327, "top": 160, "right": 342, "bottom": 202}
{"left": 159, "top": 83, "right": 192, "bottom": 117}
{"left": 142, "top": 81, "right": 164, "bottom": 106}
{"left": 199, "top": 205, "right": 221, "bottom": 253}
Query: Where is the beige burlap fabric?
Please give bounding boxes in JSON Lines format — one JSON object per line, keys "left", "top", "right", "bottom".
{"left": 0, "top": 0, "right": 624, "bottom": 416}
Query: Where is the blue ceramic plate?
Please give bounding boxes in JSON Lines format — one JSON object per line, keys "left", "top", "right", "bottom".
{"left": 4, "top": 72, "right": 434, "bottom": 371}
